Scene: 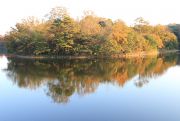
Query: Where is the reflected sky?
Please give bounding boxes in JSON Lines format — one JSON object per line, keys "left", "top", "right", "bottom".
{"left": 0, "top": 54, "right": 180, "bottom": 121}
{"left": 0, "top": 55, "right": 8, "bottom": 69}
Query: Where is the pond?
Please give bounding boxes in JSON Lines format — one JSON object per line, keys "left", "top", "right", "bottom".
{"left": 0, "top": 54, "right": 180, "bottom": 121}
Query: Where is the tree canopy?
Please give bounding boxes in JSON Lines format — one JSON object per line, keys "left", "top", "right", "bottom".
{"left": 4, "top": 7, "right": 179, "bottom": 56}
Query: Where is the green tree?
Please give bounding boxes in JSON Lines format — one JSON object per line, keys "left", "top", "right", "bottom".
{"left": 48, "top": 16, "right": 80, "bottom": 55}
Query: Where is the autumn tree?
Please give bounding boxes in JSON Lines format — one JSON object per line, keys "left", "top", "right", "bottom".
{"left": 4, "top": 9, "right": 179, "bottom": 56}
{"left": 5, "top": 17, "right": 49, "bottom": 55}
{"left": 109, "top": 20, "right": 130, "bottom": 44}
{"left": 48, "top": 16, "right": 80, "bottom": 55}
{"left": 79, "top": 12, "right": 101, "bottom": 36}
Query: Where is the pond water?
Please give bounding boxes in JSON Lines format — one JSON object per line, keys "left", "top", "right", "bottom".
{"left": 0, "top": 54, "right": 180, "bottom": 121}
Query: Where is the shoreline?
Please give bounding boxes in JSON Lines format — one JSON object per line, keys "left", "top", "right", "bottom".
{"left": 3, "top": 50, "right": 179, "bottom": 59}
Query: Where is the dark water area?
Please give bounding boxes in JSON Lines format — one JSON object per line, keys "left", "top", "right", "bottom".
{"left": 0, "top": 54, "right": 180, "bottom": 121}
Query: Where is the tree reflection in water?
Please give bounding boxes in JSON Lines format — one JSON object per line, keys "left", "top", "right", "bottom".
{"left": 5, "top": 54, "right": 178, "bottom": 103}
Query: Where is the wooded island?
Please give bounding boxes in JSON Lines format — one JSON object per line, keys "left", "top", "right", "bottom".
{"left": 2, "top": 7, "right": 180, "bottom": 57}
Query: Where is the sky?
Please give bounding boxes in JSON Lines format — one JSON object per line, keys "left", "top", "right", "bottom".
{"left": 0, "top": 0, "right": 180, "bottom": 35}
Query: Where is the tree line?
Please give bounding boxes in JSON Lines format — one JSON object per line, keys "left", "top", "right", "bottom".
{"left": 3, "top": 7, "right": 179, "bottom": 56}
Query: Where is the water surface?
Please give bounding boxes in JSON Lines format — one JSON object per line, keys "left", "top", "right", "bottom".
{"left": 0, "top": 54, "right": 180, "bottom": 121}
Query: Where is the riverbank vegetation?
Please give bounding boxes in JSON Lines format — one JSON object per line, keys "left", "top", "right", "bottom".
{"left": 4, "top": 7, "right": 179, "bottom": 56}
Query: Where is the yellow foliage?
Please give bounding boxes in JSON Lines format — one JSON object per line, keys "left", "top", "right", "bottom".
{"left": 80, "top": 15, "right": 101, "bottom": 36}
{"left": 109, "top": 20, "right": 130, "bottom": 44}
